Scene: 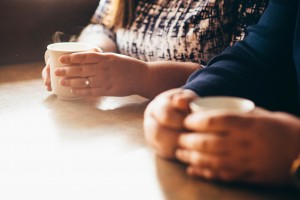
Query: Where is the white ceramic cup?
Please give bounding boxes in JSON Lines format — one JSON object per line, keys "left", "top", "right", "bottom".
{"left": 190, "top": 96, "right": 255, "bottom": 113}
{"left": 45, "top": 42, "right": 97, "bottom": 100}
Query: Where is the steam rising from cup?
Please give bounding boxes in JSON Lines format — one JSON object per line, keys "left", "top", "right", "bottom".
{"left": 52, "top": 31, "right": 77, "bottom": 43}
{"left": 52, "top": 31, "right": 64, "bottom": 43}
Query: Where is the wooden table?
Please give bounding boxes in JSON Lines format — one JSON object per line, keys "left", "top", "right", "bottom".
{"left": 0, "top": 62, "right": 299, "bottom": 200}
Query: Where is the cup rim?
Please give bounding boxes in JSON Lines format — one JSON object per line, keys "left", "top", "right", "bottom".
{"left": 190, "top": 96, "right": 255, "bottom": 113}
{"left": 47, "top": 42, "right": 96, "bottom": 52}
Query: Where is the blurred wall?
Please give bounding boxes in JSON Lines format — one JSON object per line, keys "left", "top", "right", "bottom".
{"left": 0, "top": 0, "right": 99, "bottom": 65}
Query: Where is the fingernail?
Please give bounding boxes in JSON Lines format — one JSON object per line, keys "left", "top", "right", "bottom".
{"left": 59, "top": 56, "right": 67, "bottom": 63}
{"left": 55, "top": 69, "right": 65, "bottom": 76}
{"left": 59, "top": 79, "right": 65, "bottom": 86}
{"left": 54, "top": 69, "right": 60, "bottom": 76}
{"left": 187, "top": 168, "right": 201, "bottom": 178}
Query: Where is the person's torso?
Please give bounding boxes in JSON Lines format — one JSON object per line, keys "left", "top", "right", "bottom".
{"left": 115, "top": 0, "right": 267, "bottom": 64}
{"left": 116, "top": 0, "right": 233, "bottom": 64}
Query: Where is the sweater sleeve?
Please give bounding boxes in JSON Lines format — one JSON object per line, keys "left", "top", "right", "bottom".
{"left": 184, "top": 0, "right": 299, "bottom": 113}
{"left": 78, "top": 0, "right": 116, "bottom": 42}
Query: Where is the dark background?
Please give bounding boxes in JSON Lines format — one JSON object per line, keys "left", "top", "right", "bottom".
{"left": 0, "top": 0, "right": 99, "bottom": 65}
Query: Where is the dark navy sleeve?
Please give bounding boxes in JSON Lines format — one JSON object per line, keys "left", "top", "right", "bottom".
{"left": 184, "top": 0, "right": 299, "bottom": 113}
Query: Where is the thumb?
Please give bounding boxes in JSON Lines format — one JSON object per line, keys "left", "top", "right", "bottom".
{"left": 172, "top": 89, "right": 198, "bottom": 111}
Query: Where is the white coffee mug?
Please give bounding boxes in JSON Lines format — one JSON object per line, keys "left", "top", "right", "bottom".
{"left": 45, "top": 42, "right": 97, "bottom": 100}
{"left": 190, "top": 96, "right": 255, "bottom": 113}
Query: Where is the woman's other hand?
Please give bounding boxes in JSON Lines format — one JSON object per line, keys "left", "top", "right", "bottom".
{"left": 42, "top": 62, "right": 52, "bottom": 91}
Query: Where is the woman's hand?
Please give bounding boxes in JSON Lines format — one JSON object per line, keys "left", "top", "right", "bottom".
{"left": 143, "top": 88, "right": 198, "bottom": 159}
{"left": 176, "top": 108, "right": 300, "bottom": 185}
{"left": 42, "top": 46, "right": 200, "bottom": 98}
{"left": 56, "top": 52, "right": 148, "bottom": 97}
{"left": 41, "top": 47, "right": 102, "bottom": 92}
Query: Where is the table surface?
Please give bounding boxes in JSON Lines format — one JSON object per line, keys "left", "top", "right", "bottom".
{"left": 0, "top": 62, "right": 299, "bottom": 200}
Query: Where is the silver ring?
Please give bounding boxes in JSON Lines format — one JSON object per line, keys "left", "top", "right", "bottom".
{"left": 85, "top": 77, "right": 90, "bottom": 88}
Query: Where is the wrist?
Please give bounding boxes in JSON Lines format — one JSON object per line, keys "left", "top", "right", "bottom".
{"left": 134, "top": 61, "right": 158, "bottom": 99}
{"left": 131, "top": 60, "right": 149, "bottom": 97}
{"left": 135, "top": 61, "right": 201, "bottom": 99}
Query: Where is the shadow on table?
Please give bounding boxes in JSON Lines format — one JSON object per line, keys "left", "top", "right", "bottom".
{"left": 155, "top": 156, "right": 300, "bottom": 200}
{"left": 42, "top": 94, "right": 149, "bottom": 144}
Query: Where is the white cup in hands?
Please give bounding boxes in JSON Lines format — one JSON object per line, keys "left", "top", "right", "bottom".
{"left": 45, "top": 42, "right": 97, "bottom": 100}
{"left": 190, "top": 96, "right": 255, "bottom": 113}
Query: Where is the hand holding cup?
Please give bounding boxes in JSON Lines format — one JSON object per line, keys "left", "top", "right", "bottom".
{"left": 43, "top": 42, "right": 100, "bottom": 100}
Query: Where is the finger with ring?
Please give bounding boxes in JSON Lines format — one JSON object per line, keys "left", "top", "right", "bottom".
{"left": 85, "top": 77, "right": 90, "bottom": 88}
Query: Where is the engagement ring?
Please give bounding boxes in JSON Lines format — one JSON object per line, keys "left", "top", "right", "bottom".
{"left": 85, "top": 77, "right": 90, "bottom": 88}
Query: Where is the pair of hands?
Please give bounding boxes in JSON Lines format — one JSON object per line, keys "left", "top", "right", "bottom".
{"left": 144, "top": 88, "right": 300, "bottom": 185}
{"left": 42, "top": 48, "right": 147, "bottom": 97}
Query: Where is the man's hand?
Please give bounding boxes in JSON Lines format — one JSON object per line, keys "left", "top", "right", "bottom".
{"left": 143, "top": 88, "right": 198, "bottom": 159}
{"left": 176, "top": 108, "right": 300, "bottom": 185}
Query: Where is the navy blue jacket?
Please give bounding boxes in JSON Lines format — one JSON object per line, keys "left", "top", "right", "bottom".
{"left": 184, "top": 0, "right": 300, "bottom": 116}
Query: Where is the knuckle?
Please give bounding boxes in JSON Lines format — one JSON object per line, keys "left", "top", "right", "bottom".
{"left": 62, "top": 55, "right": 70, "bottom": 63}
{"left": 90, "top": 52, "right": 100, "bottom": 57}
{"left": 66, "top": 68, "right": 75, "bottom": 76}
{"left": 72, "top": 66, "right": 83, "bottom": 75}
{"left": 196, "top": 138, "right": 207, "bottom": 150}
{"left": 79, "top": 53, "right": 87, "bottom": 61}
{"left": 224, "top": 114, "right": 251, "bottom": 127}
{"left": 213, "top": 139, "right": 227, "bottom": 150}
{"left": 80, "top": 66, "right": 88, "bottom": 75}
{"left": 191, "top": 155, "right": 202, "bottom": 165}
{"left": 106, "top": 53, "right": 117, "bottom": 61}
{"left": 159, "top": 110, "right": 171, "bottom": 123}
{"left": 206, "top": 113, "right": 248, "bottom": 129}
{"left": 202, "top": 170, "right": 215, "bottom": 180}
{"left": 213, "top": 158, "right": 228, "bottom": 168}
{"left": 64, "top": 68, "right": 71, "bottom": 76}
{"left": 205, "top": 115, "right": 220, "bottom": 127}
{"left": 193, "top": 159, "right": 203, "bottom": 166}
{"left": 218, "top": 114, "right": 240, "bottom": 125}
{"left": 92, "top": 47, "right": 102, "bottom": 53}
{"left": 219, "top": 172, "right": 236, "bottom": 182}
{"left": 81, "top": 79, "right": 86, "bottom": 86}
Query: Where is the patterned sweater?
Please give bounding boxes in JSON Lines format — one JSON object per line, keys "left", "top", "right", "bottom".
{"left": 81, "top": 0, "right": 268, "bottom": 65}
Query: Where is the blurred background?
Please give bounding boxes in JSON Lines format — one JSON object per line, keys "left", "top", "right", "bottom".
{"left": 0, "top": 0, "right": 99, "bottom": 65}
